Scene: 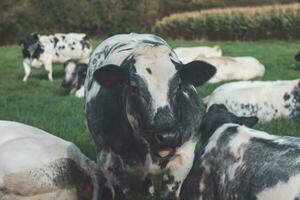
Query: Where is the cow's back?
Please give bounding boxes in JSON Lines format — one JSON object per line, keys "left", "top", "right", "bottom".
{"left": 204, "top": 80, "right": 300, "bottom": 121}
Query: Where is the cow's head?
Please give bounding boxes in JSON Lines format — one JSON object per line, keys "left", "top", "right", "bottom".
{"left": 19, "top": 32, "right": 39, "bottom": 49}
{"left": 62, "top": 62, "right": 88, "bottom": 93}
{"left": 200, "top": 104, "right": 258, "bottom": 144}
{"left": 93, "top": 45, "right": 216, "bottom": 158}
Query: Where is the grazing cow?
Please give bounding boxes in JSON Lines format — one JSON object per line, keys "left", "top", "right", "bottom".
{"left": 20, "top": 32, "right": 92, "bottom": 82}
{"left": 85, "top": 33, "right": 216, "bottom": 199}
{"left": 62, "top": 62, "right": 88, "bottom": 98}
{"left": 181, "top": 104, "right": 300, "bottom": 200}
{"left": 174, "top": 46, "right": 222, "bottom": 64}
{"left": 295, "top": 51, "right": 300, "bottom": 62}
{"left": 195, "top": 56, "right": 265, "bottom": 83}
{"left": 204, "top": 79, "right": 300, "bottom": 122}
{"left": 0, "top": 120, "right": 104, "bottom": 200}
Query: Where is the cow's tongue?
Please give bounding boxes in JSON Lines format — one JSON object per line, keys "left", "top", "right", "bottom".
{"left": 158, "top": 148, "right": 173, "bottom": 158}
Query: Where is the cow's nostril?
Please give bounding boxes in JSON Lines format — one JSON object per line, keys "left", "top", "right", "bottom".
{"left": 154, "top": 131, "right": 179, "bottom": 147}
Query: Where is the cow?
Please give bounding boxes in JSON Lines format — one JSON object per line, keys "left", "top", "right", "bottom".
{"left": 0, "top": 120, "right": 104, "bottom": 200}
{"left": 62, "top": 62, "right": 88, "bottom": 98}
{"left": 174, "top": 46, "right": 222, "bottom": 64}
{"left": 195, "top": 56, "right": 265, "bottom": 83}
{"left": 204, "top": 79, "right": 300, "bottom": 122}
{"left": 84, "top": 33, "right": 216, "bottom": 199}
{"left": 20, "top": 32, "right": 92, "bottom": 82}
{"left": 181, "top": 104, "right": 300, "bottom": 200}
{"left": 295, "top": 51, "right": 300, "bottom": 62}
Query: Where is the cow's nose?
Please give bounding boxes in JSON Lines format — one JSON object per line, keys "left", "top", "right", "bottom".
{"left": 154, "top": 131, "right": 180, "bottom": 147}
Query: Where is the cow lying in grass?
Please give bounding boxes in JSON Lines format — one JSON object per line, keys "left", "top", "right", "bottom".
{"left": 196, "top": 56, "right": 265, "bottom": 83}
{"left": 174, "top": 46, "right": 222, "bottom": 64}
{"left": 0, "top": 121, "right": 104, "bottom": 200}
{"left": 181, "top": 104, "right": 300, "bottom": 200}
{"left": 85, "top": 33, "right": 216, "bottom": 199}
{"left": 62, "top": 62, "right": 87, "bottom": 98}
{"left": 20, "top": 32, "right": 92, "bottom": 82}
{"left": 204, "top": 79, "right": 300, "bottom": 122}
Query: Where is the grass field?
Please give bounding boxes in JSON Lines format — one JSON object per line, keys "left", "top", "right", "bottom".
{"left": 0, "top": 40, "right": 300, "bottom": 197}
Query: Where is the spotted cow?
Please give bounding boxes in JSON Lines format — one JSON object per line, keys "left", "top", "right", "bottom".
{"left": 84, "top": 33, "right": 216, "bottom": 199}
{"left": 0, "top": 120, "right": 104, "bottom": 200}
{"left": 181, "top": 104, "right": 300, "bottom": 200}
{"left": 204, "top": 79, "right": 300, "bottom": 122}
{"left": 20, "top": 32, "right": 92, "bottom": 82}
{"left": 62, "top": 62, "right": 87, "bottom": 98}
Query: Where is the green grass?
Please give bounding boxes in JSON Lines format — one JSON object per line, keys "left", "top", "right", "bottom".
{"left": 0, "top": 40, "right": 300, "bottom": 199}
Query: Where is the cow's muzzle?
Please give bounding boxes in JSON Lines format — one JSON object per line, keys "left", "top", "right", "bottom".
{"left": 153, "top": 130, "right": 180, "bottom": 158}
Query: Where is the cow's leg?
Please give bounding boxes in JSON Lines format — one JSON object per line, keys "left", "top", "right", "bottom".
{"left": 22, "top": 59, "right": 31, "bottom": 82}
{"left": 160, "top": 139, "right": 197, "bottom": 199}
{"left": 98, "top": 151, "right": 132, "bottom": 200}
{"left": 44, "top": 62, "right": 53, "bottom": 82}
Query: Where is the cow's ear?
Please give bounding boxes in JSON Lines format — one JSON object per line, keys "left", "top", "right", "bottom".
{"left": 239, "top": 116, "right": 258, "bottom": 127}
{"left": 93, "top": 64, "right": 124, "bottom": 88}
{"left": 180, "top": 61, "right": 216, "bottom": 86}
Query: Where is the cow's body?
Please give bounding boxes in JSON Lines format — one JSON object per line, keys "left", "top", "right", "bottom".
{"left": 62, "top": 62, "right": 87, "bottom": 98}
{"left": 204, "top": 79, "right": 300, "bottom": 121}
{"left": 196, "top": 56, "right": 265, "bottom": 83}
{"left": 85, "top": 33, "right": 216, "bottom": 199}
{"left": 181, "top": 123, "right": 300, "bottom": 200}
{"left": 0, "top": 121, "right": 103, "bottom": 200}
{"left": 174, "top": 46, "right": 222, "bottom": 64}
{"left": 21, "top": 33, "right": 92, "bottom": 82}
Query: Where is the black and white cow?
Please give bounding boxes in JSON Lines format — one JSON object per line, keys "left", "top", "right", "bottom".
{"left": 0, "top": 120, "right": 104, "bottom": 200}
{"left": 295, "top": 51, "right": 300, "bottom": 62}
{"left": 204, "top": 79, "right": 300, "bottom": 122}
{"left": 181, "top": 104, "right": 300, "bottom": 200}
{"left": 62, "top": 62, "right": 88, "bottom": 97}
{"left": 84, "top": 33, "right": 216, "bottom": 199}
{"left": 20, "top": 32, "right": 92, "bottom": 82}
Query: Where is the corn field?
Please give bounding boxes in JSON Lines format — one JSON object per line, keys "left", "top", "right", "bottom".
{"left": 153, "top": 3, "right": 300, "bottom": 40}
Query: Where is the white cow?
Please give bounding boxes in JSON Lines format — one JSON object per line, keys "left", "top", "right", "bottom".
{"left": 20, "top": 32, "right": 92, "bottom": 82}
{"left": 204, "top": 79, "right": 300, "bottom": 122}
{"left": 174, "top": 46, "right": 222, "bottom": 64}
{"left": 195, "top": 56, "right": 265, "bottom": 83}
{"left": 0, "top": 121, "right": 103, "bottom": 200}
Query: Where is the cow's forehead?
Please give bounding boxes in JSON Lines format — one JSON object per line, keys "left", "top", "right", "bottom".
{"left": 133, "top": 45, "right": 177, "bottom": 111}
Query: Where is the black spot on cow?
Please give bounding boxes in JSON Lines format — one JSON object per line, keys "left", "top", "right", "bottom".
{"left": 146, "top": 68, "right": 152, "bottom": 74}
{"left": 62, "top": 36, "right": 66, "bottom": 40}
{"left": 55, "top": 52, "right": 59, "bottom": 57}
{"left": 283, "top": 93, "right": 290, "bottom": 101}
{"left": 32, "top": 45, "right": 45, "bottom": 59}
{"left": 71, "top": 47, "right": 75, "bottom": 51}
{"left": 73, "top": 41, "right": 76, "bottom": 45}
{"left": 22, "top": 49, "right": 31, "bottom": 58}
{"left": 54, "top": 37, "right": 59, "bottom": 47}
{"left": 141, "top": 39, "right": 164, "bottom": 46}
{"left": 59, "top": 45, "right": 65, "bottom": 50}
